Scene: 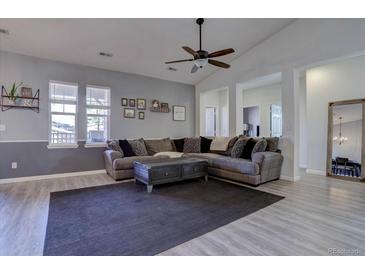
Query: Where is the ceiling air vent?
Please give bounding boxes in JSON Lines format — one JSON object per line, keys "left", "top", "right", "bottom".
{"left": 0, "top": 28, "right": 10, "bottom": 35}
{"left": 99, "top": 52, "right": 113, "bottom": 57}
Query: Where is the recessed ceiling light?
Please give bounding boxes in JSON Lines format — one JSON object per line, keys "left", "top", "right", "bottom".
{"left": 99, "top": 52, "right": 113, "bottom": 57}
{"left": 167, "top": 67, "right": 178, "bottom": 72}
{"left": 0, "top": 28, "right": 10, "bottom": 35}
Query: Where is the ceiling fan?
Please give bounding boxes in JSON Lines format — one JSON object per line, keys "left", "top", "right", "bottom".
{"left": 165, "top": 18, "right": 235, "bottom": 73}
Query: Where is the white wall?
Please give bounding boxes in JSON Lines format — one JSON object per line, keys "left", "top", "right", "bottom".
{"left": 195, "top": 19, "right": 365, "bottom": 180}
{"left": 199, "top": 88, "right": 229, "bottom": 136}
{"left": 306, "top": 55, "right": 365, "bottom": 173}
{"left": 332, "top": 120, "right": 362, "bottom": 163}
{"left": 242, "top": 83, "right": 281, "bottom": 137}
{"left": 0, "top": 51, "right": 195, "bottom": 141}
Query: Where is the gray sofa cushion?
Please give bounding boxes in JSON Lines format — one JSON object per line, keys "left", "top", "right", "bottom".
{"left": 183, "top": 152, "right": 223, "bottom": 165}
{"left": 265, "top": 137, "right": 279, "bottom": 152}
{"left": 128, "top": 138, "right": 148, "bottom": 156}
{"left": 183, "top": 137, "right": 201, "bottom": 153}
{"left": 144, "top": 138, "right": 173, "bottom": 155}
{"left": 112, "top": 155, "right": 169, "bottom": 170}
{"left": 212, "top": 156, "right": 260, "bottom": 175}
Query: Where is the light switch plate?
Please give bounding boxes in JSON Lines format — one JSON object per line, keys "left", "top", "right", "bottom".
{"left": 0, "top": 124, "right": 5, "bottom": 131}
{"left": 12, "top": 162, "right": 17, "bottom": 169}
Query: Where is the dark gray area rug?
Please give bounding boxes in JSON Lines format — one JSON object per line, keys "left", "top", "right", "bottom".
{"left": 43, "top": 179, "right": 284, "bottom": 256}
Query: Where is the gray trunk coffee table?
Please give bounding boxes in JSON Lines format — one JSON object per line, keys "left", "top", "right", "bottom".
{"left": 133, "top": 158, "right": 208, "bottom": 193}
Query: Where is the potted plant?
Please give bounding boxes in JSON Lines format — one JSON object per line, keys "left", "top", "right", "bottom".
{"left": 7, "top": 82, "right": 23, "bottom": 105}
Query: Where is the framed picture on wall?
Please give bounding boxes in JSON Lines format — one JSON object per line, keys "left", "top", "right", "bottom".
{"left": 124, "top": 108, "right": 135, "bottom": 118}
{"left": 129, "top": 99, "right": 136, "bottom": 107}
{"left": 21, "top": 87, "right": 33, "bottom": 98}
{"left": 173, "top": 105, "right": 186, "bottom": 121}
{"left": 137, "top": 98, "right": 146, "bottom": 110}
{"left": 138, "top": 111, "right": 145, "bottom": 120}
{"left": 121, "top": 98, "right": 128, "bottom": 106}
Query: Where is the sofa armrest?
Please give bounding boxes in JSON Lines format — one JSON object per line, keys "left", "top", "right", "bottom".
{"left": 252, "top": 152, "right": 283, "bottom": 183}
{"left": 104, "top": 150, "right": 123, "bottom": 167}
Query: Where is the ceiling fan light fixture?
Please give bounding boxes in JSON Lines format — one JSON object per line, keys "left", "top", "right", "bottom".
{"left": 195, "top": 58, "right": 208, "bottom": 68}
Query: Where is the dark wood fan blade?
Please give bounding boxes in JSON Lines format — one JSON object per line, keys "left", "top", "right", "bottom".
{"left": 182, "top": 46, "right": 199, "bottom": 58}
{"left": 165, "top": 59, "right": 194, "bottom": 64}
{"left": 208, "top": 48, "right": 235, "bottom": 58}
{"left": 191, "top": 64, "right": 199, "bottom": 73}
{"left": 208, "top": 59, "right": 230, "bottom": 69}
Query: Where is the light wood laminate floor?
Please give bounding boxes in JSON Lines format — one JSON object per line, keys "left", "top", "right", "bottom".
{"left": 0, "top": 173, "right": 364, "bottom": 256}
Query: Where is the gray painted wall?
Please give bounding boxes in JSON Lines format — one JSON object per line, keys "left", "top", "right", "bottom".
{"left": 0, "top": 51, "right": 195, "bottom": 179}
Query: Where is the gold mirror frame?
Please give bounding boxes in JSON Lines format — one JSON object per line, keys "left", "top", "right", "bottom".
{"left": 327, "top": 98, "right": 365, "bottom": 182}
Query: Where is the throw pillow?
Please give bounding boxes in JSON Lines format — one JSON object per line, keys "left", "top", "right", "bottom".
{"left": 183, "top": 137, "right": 201, "bottom": 153}
{"left": 210, "top": 137, "right": 231, "bottom": 152}
{"left": 251, "top": 138, "right": 268, "bottom": 158}
{"left": 241, "top": 138, "right": 256, "bottom": 160}
{"left": 119, "top": 139, "right": 136, "bottom": 157}
{"left": 230, "top": 137, "right": 250, "bottom": 158}
{"left": 223, "top": 136, "right": 238, "bottom": 155}
{"left": 200, "top": 136, "right": 213, "bottom": 153}
{"left": 173, "top": 138, "right": 185, "bottom": 152}
{"left": 144, "top": 138, "right": 173, "bottom": 155}
{"left": 107, "top": 140, "right": 124, "bottom": 156}
{"left": 128, "top": 138, "right": 148, "bottom": 156}
{"left": 265, "top": 137, "right": 279, "bottom": 152}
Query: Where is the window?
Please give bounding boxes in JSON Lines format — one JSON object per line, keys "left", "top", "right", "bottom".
{"left": 49, "top": 81, "right": 78, "bottom": 146}
{"left": 205, "top": 107, "right": 217, "bottom": 137}
{"left": 86, "top": 85, "right": 110, "bottom": 143}
{"left": 270, "top": 104, "right": 282, "bottom": 137}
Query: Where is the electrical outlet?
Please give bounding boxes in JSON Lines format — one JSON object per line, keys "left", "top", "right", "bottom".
{"left": 0, "top": 124, "right": 5, "bottom": 131}
{"left": 11, "top": 162, "right": 17, "bottom": 169}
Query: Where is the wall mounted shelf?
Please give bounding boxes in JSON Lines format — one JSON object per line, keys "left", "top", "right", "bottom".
{"left": 1, "top": 85, "right": 40, "bottom": 113}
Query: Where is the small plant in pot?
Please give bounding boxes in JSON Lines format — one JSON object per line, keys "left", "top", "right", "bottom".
{"left": 7, "top": 82, "right": 23, "bottom": 105}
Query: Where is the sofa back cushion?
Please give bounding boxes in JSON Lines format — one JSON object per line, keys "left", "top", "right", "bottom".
{"left": 183, "top": 137, "right": 201, "bottom": 153}
{"left": 119, "top": 139, "right": 136, "bottom": 157}
{"left": 144, "top": 138, "right": 174, "bottom": 155}
{"left": 128, "top": 138, "right": 148, "bottom": 156}
{"left": 231, "top": 137, "right": 250, "bottom": 158}
{"left": 265, "top": 137, "right": 279, "bottom": 152}
{"left": 200, "top": 136, "right": 213, "bottom": 153}
{"left": 173, "top": 138, "right": 185, "bottom": 152}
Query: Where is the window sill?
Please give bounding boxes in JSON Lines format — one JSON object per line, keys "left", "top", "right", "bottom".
{"left": 84, "top": 143, "right": 107, "bottom": 148}
{"left": 47, "top": 144, "right": 79, "bottom": 149}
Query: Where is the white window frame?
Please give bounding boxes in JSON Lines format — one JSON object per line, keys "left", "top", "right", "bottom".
{"left": 47, "top": 80, "right": 79, "bottom": 149}
{"left": 85, "top": 84, "right": 111, "bottom": 147}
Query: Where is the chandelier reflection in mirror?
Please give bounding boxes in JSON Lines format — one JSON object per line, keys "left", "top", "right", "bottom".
{"left": 333, "top": 116, "right": 348, "bottom": 145}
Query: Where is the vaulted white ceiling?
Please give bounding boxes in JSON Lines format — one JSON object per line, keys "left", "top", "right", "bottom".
{"left": 0, "top": 18, "right": 295, "bottom": 85}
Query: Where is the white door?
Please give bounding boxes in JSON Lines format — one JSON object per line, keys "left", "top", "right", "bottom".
{"left": 270, "top": 104, "right": 282, "bottom": 137}
{"left": 205, "top": 107, "right": 216, "bottom": 137}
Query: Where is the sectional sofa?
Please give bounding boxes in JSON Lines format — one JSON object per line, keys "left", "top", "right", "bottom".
{"left": 104, "top": 137, "right": 283, "bottom": 186}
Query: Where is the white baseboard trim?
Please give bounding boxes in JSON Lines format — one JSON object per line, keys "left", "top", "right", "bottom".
{"left": 0, "top": 169, "right": 106, "bottom": 185}
{"left": 306, "top": 169, "right": 326, "bottom": 176}
{"left": 280, "top": 175, "right": 301, "bottom": 182}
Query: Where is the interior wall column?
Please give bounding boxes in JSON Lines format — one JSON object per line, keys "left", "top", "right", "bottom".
{"left": 281, "top": 68, "right": 301, "bottom": 181}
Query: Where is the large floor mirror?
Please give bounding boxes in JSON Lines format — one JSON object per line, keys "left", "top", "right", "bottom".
{"left": 327, "top": 99, "right": 365, "bottom": 182}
